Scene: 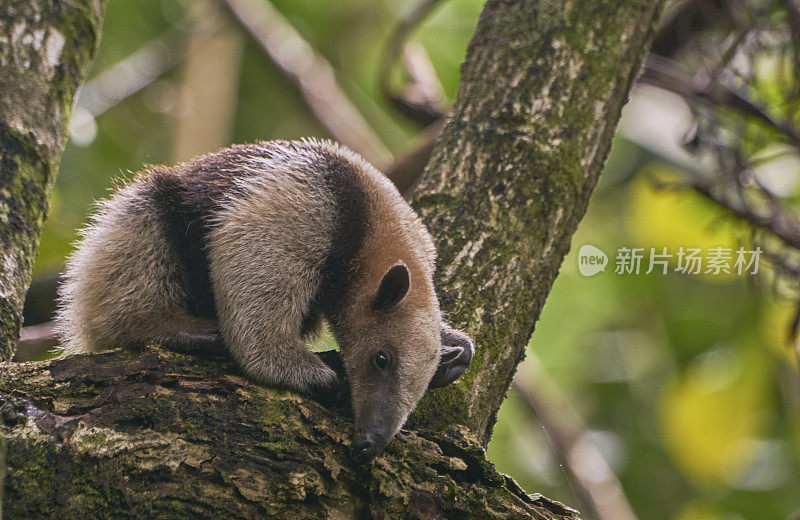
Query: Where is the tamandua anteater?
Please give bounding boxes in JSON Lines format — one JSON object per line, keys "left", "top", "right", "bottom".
{"left": 55, "top": 139, "right": 474, "bottom": 459}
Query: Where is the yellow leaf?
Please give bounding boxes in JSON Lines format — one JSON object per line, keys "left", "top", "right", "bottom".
{"left": 659, "top": 346, "right": 770, "bottom": 487}
{"left": 627, "top": 166, "right": 748, "bottom": 282}
{"left": 673, "top": 501, "right": 720, "bottom": 520}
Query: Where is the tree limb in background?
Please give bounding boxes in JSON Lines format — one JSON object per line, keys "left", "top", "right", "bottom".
{"left": 75, "top": 28, "right": 187, "bottom": 119}
{"left": 0, "top": 0, "right": 107, "bottom": 361}
{"left": 385, "top": 117, "right": 445, "bottom": 194}
{"left": 220, "top": 0, "right": 392, "bottom": 168}
{"left": 513, "top": 363, "right": 640, "bottom": 520}
{"left": 690, "top": 181, "right": 800, "bottom": 251}
{"left": 378, "top": 0, "right": 448, "bottom": 126}
{"left": 14, "top": 321, "right": 57, "bottom": 362}
{"left": 172, "top": 1, "right": 244, "bottom": 162}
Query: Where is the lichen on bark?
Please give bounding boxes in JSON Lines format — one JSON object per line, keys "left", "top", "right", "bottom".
{"left": 0, "top": 0, "right": 107, "bottom": 361}
{"left": 1, "top": 347, "right": 578, "bottom": 519}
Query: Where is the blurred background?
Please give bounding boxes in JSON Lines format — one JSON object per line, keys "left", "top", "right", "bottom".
{"left": 18, "top": 0, "right": 800, "bottom": 519}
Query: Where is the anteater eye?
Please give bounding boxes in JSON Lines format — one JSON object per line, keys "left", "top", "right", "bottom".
{"left": 373, "top": 351, "right": 391, "bottom": 371}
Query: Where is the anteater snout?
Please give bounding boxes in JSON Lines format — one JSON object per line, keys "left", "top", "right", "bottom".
{"left": 352, "top": 431, "right": 387, "bottom": 461}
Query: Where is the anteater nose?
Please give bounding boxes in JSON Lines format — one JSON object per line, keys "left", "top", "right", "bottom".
{"left": 352, "top": 434, "right": 379, "bottom": 461}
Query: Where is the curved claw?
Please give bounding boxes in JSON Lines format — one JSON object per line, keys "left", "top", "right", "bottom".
{"left": 315, "top": 349, "right": 345, "bottom": 375}
{"left": 429, "top": 328, "right": 475, "bottom": 388}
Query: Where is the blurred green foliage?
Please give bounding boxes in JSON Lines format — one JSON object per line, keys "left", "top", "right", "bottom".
{"left": 32, "top": 1, "right": 800, "bottom": 519}
{"left": 489, "top": 151, "right": 800, "bottom": 519}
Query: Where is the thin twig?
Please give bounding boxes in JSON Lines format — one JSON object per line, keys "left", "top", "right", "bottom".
{"left": 641, "top": 54, "right": 800, "bottom": 149}
{"left": 220, "top": 0, "right": 392, "bottom": 168}
{"left": 691, "top": 181, "right": 800, "bottom": 250}
{"left": 378, "top": 0, "right": 448, "bottom": 125}
{"left": 14, "top": 321, "right": 58, "bottom": 362}
{"left": 513, "top": 368, "right": 640, "bottom": 520}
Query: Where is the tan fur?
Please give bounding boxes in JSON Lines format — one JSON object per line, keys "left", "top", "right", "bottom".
{"left": 206, "top": 149, "right": 340, "bottom": 390}
{"left": 55, "top": 178, "right": 219, "bottom": 355}
{"left": 332, "top": 152, "right": 442, "bottom": 440}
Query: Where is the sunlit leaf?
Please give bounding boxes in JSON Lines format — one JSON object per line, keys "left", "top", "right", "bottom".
{"left": 659, "top": 345, "right": 770, "bottom": 487}
{"left": 673, "top": 501, "right": 721, "bottom": 520}
{"left": 628, "top": 166, "right": 749, "bottom": 282}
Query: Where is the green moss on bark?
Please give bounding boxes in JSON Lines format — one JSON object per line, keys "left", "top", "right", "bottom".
{"left": 0, "top": 0, "right": 107, "bottom": 361}
{"left": 408, "top": 0, "right": 665, "bottom": 442}
{"left": 1, "top": 347, "right": 579, "bottom": 519}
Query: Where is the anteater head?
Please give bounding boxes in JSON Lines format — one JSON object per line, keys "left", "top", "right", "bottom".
{"left": 336, "top": 262, "right": 474, "bottom": 461}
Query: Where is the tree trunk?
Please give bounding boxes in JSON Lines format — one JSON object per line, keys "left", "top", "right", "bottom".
{"left": 1, "top": 0, "right": 663, "bottom": 518}
{"left": 408, "top": 0, "right": 664, "bottom": 442}
{"left": 0, "top": 0, "right": 107, "bottom": 361}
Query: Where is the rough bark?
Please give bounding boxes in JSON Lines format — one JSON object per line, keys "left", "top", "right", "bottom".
{"left": 0, "top": 346, "right": 578, "bottom": 519}
{"left": 408, "top": 0, "right": 664, "bottom": 442}
{"left": 1, "top": 0, "right": 663, "bottom": 517}
{"left": 0, "top": 0, "right": 106, "bottom": 361}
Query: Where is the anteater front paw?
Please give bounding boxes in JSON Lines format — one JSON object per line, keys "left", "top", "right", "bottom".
{"left": 307, "top": 365, "right": 341, "bottom": 407}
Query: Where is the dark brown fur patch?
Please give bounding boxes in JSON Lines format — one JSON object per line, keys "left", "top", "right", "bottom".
{"left": 141, "top": 146, "right": 268, "bottom": 319}
{"left": 308, "top": 148, "right": 369, "bottom": 327}
{"left": 142, "top": 143, "right": 369, "bottom": 332}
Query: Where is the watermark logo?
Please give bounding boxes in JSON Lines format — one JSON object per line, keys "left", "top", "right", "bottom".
{"left": 578, "top": 245, "right": 762, "bottom": 277}
{"left": 578, "top": 244, "right": 608, "bottom": 277}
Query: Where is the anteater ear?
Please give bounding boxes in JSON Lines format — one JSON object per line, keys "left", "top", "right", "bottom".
{"left": 373, "top": 263, "right": 410, "bottom": 311}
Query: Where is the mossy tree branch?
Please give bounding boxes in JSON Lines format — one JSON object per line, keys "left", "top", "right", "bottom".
{"left": 0, "top": 0, "right": 107, "bottom": 361}
{"left": 408, "top": 0, "right": 664, "bottom": 442}
{"left": 1, "top": 347, "right": 578, "bottom": 519}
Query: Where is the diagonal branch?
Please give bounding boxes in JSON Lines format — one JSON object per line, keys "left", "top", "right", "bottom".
{"left": 691, "top": 181, "right": 800, "bottom": 250}
{"left": 75, "top": 28, "right": 187, "bottom": 118}
{"left": 641, "top": 54, "right": 800, "bottom": 149}
{"left": 378, "top": 0, "right": 448, "bottom": 125}
{"left": 220, "top": 0, "right": 392, "bottom": 168}
{"left": 513, "top": 369, "right": 640, "bottom": 520}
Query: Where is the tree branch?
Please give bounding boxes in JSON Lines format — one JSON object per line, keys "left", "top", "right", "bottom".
{"left": 378, "top": 0, "right": 448, "bottom": 125}
{"left": 75, "top": 28, "right": 187, "bottom": 119}
{"left": 0, "top": 346, "right": 579, "bottom": 519}
{"left": 691, "top": 181, "right": 800, "bottom": 250}
{"left": 385, "top": 118, "right": 446, "bottom": 194}
{"left": 513, "top": 368, "right": 640, "bottom": 520}
{"left": 220, "top": 0, "right": 392, "bottom": 168}
{"left": 14, "top": 321, "right": 57, "bottom": 362}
